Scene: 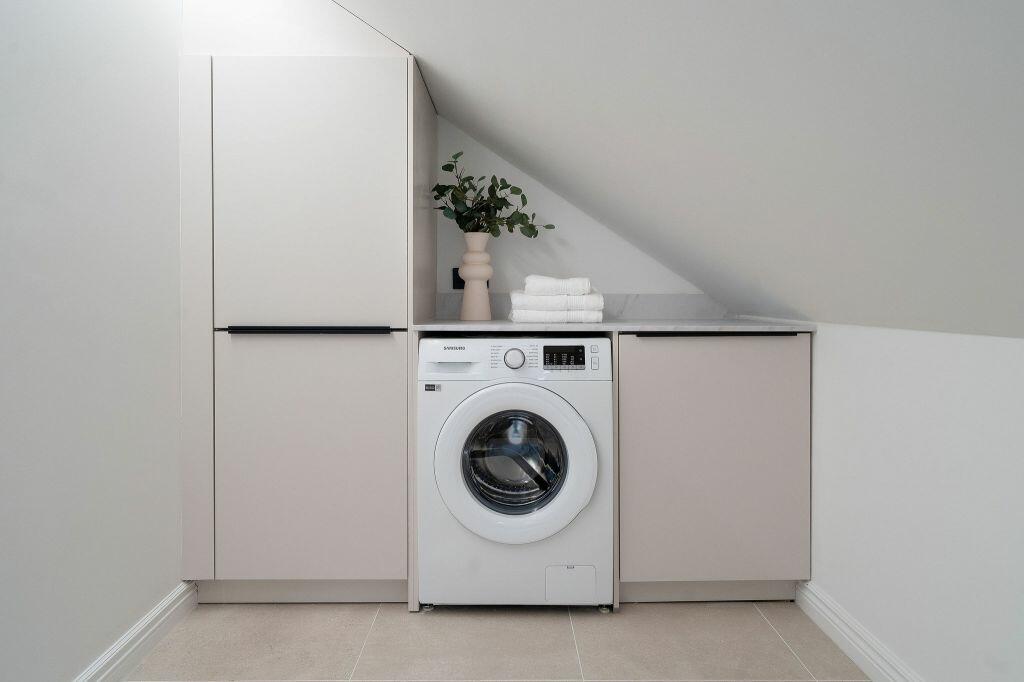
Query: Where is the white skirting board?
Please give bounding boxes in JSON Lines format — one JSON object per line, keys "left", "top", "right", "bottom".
{"left": 73, "top": 581, "right": 196, "bottom": 682}
{"left": 796, "top": 582, "right": 924, "bottom": 682}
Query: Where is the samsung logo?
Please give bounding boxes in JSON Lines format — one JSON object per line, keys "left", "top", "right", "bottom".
{"left": 443, "top": 345, "right": 466, "bottom": 351}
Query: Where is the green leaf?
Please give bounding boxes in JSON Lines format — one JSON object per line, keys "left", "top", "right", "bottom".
{"left": 433, "top": 166, "right": 550, "bottom": 239}
{"left": 452, "top": 151, "right": 463, "bottom": 160}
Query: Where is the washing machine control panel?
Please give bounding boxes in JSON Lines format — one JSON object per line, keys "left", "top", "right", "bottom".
{"left": 418, "top": 338, "right": 612, "bottom": 381}
{"left": 490, "top": 343, "right": 542, "bottom": 370}
{"left": 542, "top": 345, "right": 585, "bottom": 370}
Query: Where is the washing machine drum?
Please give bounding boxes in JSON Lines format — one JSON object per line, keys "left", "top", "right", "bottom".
{"left": 435, "top": 383, "right": 598, "bottom": 544}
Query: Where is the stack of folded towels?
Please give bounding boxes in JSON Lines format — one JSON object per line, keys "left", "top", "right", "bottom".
{"left": 508, "top": 275, "right": 604, "bottom": 323}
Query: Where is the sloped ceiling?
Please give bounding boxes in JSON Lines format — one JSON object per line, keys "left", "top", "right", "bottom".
{"left": 340, "top": 0, "right": 1023, "bottom": 337}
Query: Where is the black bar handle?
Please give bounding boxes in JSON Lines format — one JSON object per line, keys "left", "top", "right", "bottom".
{"left": 221, "top": 325, "right": 402, "bottom": 335}
{"left": 631, "top": 331, "right": 799, "bottom": 337}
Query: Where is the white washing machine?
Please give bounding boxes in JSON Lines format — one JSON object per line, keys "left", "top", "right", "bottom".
{"left": 417, "top": 336, "right": 613, "bottom": 607}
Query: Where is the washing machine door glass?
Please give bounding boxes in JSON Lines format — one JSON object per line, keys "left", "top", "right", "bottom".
{"left": 462, "top": 410, "right": 568, "bottom": 515}
{"left": 435, "top": 383, "right": 599, "bottom": 545}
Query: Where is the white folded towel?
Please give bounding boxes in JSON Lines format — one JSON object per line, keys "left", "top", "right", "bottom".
{"left": 509, "top": 309, "right": 603, "bottom": 323}
{"left": 510, "top": 289, "right": 604, "bottom": 312}
{"left": 523, "top": 275, "right": 592, "bottom": 296}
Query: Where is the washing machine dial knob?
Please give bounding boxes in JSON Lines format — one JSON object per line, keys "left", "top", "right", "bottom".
{"left": 503, "top": 348, "right": 526, "bottom": 369}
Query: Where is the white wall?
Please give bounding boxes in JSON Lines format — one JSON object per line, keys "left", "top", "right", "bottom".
{"left": 183, "top": 0, "right": 406, "bottom": 56}
{"left": 436, "top": 118, "right": 705, "bottom": 295}
{"left": 809, "top": 323, "right": 1024, "bottom": 680}
{"left": 0, "top": 2, "right": 183, "bottom": 680}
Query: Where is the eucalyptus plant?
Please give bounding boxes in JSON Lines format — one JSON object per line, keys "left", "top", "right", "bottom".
{"left": 432, "top": 151, "right": 555, "bottom": 238}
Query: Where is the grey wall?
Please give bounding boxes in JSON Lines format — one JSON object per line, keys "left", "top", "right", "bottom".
{"left": 343, "top": 0, "right": 1024, "bottom": 337}
{"left": 0, "top": 2, "right": 183, "bottom": 679}
{"left": 809, "top": 323, "right": 1024, "bottom": 680}
{"left": 183, "top": 0, "right": 406, "bottom": 56}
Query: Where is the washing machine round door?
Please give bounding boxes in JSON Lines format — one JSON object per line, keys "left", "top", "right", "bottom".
{"left": 434, "top": 383, "right": 598, "bottom": 544}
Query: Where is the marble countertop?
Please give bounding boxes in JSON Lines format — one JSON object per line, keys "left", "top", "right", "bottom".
{"left": 411, "top": 318, "right": 815, "bottom": 333}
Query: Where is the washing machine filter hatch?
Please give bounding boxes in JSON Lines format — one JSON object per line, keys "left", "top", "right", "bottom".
{"left": 461, "top": 409, "right": 568, "bottom": 515}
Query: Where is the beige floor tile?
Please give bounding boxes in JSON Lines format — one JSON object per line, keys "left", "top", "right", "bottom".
{"left": 756, "top": 602, "right": 868, "bottom": 681}
{"left": 128, "top": 602, "right": 379, "bottom": 681}
{"left": 350, "top": 603, "right": 582, "bottom": 680}
{"left": 570, "top": 602, "right": 813, "bottom": 681}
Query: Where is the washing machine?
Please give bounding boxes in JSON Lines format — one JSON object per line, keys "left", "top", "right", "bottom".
{"left": 417, "top": 336, "right": 613, "bottom": 606}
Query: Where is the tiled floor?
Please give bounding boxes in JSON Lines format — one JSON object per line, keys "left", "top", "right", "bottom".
{"left": 129, "top": 601, "right": 867, "bottom": 682}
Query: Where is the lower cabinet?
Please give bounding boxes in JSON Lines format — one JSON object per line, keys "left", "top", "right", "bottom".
{"left": 213, "top": 331, "right": 408, "bottom": 580}
{"left": 618, "top": 333, "right": 811, "bottom": 583}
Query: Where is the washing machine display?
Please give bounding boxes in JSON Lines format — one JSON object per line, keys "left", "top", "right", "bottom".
{"left": 462, "top": 409, "right": 568, "bottom": 515}
{"left": 543, "top": 345, "right": 586, "bottom": 370}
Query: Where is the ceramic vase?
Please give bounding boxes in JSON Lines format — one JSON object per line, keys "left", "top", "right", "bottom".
{"left": 459, "top": 232, "right": 493, "bottom": 321}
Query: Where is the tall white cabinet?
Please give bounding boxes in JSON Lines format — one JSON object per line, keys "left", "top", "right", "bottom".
{"left": 212, "top": 57, "right": 408, "bottom": 328}
{"left": 180, "top": 55, "right": 436, "bottom": 591}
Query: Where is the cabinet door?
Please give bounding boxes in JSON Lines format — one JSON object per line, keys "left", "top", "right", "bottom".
{"left": 619, "top": 334, "right": 810, "bottom": 582}
{"left": 212, "top": 57, "right": 407, "bottom": 327}
{"left": 214, "top": 332, "right": 407, "bottom": 580}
